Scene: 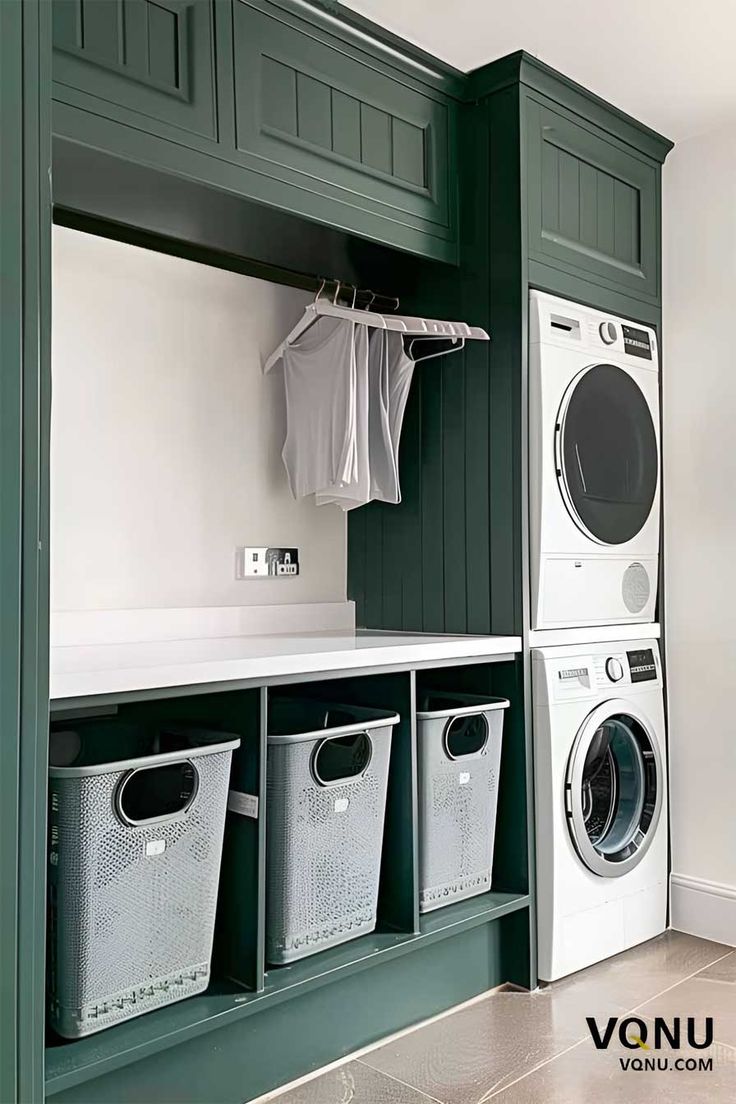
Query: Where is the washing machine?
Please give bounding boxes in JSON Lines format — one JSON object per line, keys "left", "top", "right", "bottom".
{"left": 533, "top": 638, "right": 667, "bottom": 982}
{"left": 529, "top": 291, "right": 660, "bottom": 630}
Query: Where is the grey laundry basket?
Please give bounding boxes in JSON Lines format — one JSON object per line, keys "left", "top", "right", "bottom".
{"left": 266, "top": 699, "right": 397, "bottom": 964}
{"left": 47, "top": 721, "right": 239, "bottom": 1038}
{"left": 417, "top": 692, "right": 508, "bottom": 913}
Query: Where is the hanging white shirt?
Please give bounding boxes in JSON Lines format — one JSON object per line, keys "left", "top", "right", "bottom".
{"left": 280, "top": 315, "right": 359, "bottom": 499}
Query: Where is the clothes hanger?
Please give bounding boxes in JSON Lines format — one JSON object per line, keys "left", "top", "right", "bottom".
{"left": 264, "top": 278, "right": 389, "bottom": 373}
{"left": 406, "top": 335, "right": 466, "bottom": 364}
{"left": 264, "top": 279, "right": 490, "bottom": 373}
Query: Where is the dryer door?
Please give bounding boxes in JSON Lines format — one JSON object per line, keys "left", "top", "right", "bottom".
{"left": 555, "top": 363, "right": 658, "bottom": 545}
{"left": 566, "top": 699, "right": 663, "bottom": 878}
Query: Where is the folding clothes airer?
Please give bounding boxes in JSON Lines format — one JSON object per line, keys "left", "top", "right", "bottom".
{"left": 265, "top": 280, "right": 491, "bottom": 508}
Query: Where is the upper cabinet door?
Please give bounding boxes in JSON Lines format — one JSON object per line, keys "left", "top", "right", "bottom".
{"left": 229, "top": 0, "right": 457, "bottom": 261}
{"left": 526, "top": 96, "right": 660, "bottom": 304}
{"left": 52, "top": 0, "right": 217, "bottom": 142}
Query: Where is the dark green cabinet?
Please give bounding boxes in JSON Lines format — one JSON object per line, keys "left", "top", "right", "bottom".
{"left": 230, "top": 0, "right": 456, "bottom": 259}
{"left": 52, "top": 0, "right": 217, "bottom": 142}
{"left": 525, "top": 94, "right": 660, "bottom": 306}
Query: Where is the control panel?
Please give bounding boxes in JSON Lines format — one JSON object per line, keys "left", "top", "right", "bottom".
{"left": 549, "top": 645, "right": 660, "bottom": 701}
{"left": 627, "top": 648, "right": 658, "bottom": 682}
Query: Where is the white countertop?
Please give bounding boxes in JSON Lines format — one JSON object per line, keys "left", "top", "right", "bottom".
{"left": 50, "top": 629, "right": 522, "bottom": 703}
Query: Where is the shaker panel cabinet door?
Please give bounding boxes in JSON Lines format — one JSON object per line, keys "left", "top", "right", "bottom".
{"left": 52, "top": 0, "right": 217, "bottom": 142}
{"left": 230, "top": 0, "right": 457, "bottom": 260}
{"left": 526, "top": 96, "right": 660, "bottom": 303}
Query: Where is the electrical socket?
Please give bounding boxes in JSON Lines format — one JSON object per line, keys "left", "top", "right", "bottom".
{"left": 237, "top": 547, "right": 299, "bottom": 578}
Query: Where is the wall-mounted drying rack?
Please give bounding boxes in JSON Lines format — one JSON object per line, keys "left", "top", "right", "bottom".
{"left": 264, "top": 279, "right": 490, "bottom": 373}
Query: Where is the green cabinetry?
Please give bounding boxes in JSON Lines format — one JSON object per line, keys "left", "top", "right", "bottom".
{"left": 52, "top": 0, "right": 217, "bottom": 142}
{"left": 51, "top": 0, "right": 461, "bottom": 261}
{"left": 230, "top": 0, "right": 456, "bottom": 259}
{"left": 526, "top": 94, "right": 660, "bottom": 308}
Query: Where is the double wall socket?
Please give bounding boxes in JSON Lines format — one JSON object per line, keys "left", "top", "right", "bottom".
{"left": 237, "top": 547, "right": 300, "bottom": 578}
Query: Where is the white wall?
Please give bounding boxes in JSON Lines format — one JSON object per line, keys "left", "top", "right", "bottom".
{"left": 663, "top": 124, "right": 736, "bottom": 944}
{"left": 51, "top": 226, "right": 347, "bottom": 611}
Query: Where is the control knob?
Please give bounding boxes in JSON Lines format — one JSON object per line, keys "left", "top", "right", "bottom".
{"left": 605, "top": 657, "right": 624, "bottom": 682}
{"left": 600, "top": 321, "right": 617, "bottom": 344}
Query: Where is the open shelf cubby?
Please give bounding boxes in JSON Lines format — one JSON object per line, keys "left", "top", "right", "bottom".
{"left": 45, "top": 655, "right": 531, "bottom": 1101}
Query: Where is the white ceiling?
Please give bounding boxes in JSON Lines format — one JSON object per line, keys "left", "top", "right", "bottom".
{"left": 341, "top": 0, "right": 736, "bottom": 142}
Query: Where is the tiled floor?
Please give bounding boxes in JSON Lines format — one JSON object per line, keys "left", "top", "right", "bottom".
{"left": 261, "top": 931, "right": 736, "bottom": 1103}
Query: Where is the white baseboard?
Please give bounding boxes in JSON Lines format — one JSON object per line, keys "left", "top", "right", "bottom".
{"left": 670, "top": 873, "right": 736, "bottom": 947}
{"left": 51, "top": 601, "right": 356, "bottom": 647}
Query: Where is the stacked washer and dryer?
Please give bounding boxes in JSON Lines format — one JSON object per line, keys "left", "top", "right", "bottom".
{"left": 528, "top": 291, "right": 667, "bottom": 982}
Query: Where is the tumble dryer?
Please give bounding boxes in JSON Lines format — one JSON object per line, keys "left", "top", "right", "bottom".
{"left": 533, "top": 638, "right": 667, "bottom": 982}
{"left": 529, "top": 291, "right": 660, "bottom": 629}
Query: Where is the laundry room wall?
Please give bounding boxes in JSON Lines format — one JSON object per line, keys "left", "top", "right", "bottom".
{"left": 51, "top": 226, "right": 348, "bottom": 613}
{"left": 663, "top": 121, "right": 736, "bottom": 945}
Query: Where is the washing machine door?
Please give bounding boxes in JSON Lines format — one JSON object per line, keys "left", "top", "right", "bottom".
{"left": 566, "top": 699, "right": 663, "bottom": 878}
{"left": 555, "top": 363, "right": 658, "bottom": 545}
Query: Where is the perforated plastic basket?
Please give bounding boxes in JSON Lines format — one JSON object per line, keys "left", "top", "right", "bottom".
{"left": 266, "top": 699, "right": 397, "bottom": 964}
{"left": 47, "top": 722, "right": 239, "bottom": 1038}
{"left": 416, "top": 692, "right": 508, "bottom": 913}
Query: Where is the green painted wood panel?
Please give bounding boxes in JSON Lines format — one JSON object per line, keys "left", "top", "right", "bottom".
{"left": 0, "top": 4, "right": 52, "bottom": 1102}
{"left": 231, "top": 0, "right": 456, "bottom": 251}
{"left": 526, "top": 92, "right": 660, "bottom": 304}
{"left": 52, "top": 0, "right": 217, "bottom": 141}
{"left": 47, "top": 912, "right": 529, "bottom": 1103}
{"left": 0, "top": 12, "right": 24, "bottom": 1100}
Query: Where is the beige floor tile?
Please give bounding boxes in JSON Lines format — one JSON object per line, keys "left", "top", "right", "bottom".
{"left": 544, "top": 930, "right": 733, "bottom": 1023}
{"left": 697, "top": 950, "right": 736, "bottom": 983}
{"left": 637, "top": 972, "right": 736, "bottom": 1049}
{"left": 362, "top": 990, "right": 584, "bottom": 1104}
{"left": 270, "top": 1060, "right": 440, "bottom": 1104}
{"left": 489, "top": 1038, "right": 736, "bottom": 1103}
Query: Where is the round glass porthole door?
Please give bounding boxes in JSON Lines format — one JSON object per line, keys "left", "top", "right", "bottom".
{"left": 566, "top": 702, "right": 663, "bottom": 878}
{"left": 555, "top": 363, "right": 658, "bottom": 545}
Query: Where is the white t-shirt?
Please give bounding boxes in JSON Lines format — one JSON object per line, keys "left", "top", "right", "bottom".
{"left": 281, "top": 317, "right": 416, "bottom": 509}
{"left": 281, "top": 315, "right": 358, "bottom": 499}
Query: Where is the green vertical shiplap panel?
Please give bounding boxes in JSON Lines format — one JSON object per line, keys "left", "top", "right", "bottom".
{"left": 52, "top": 0, "right": 81, "bottom": 50}
{"left": 80, "top": 0, "right": 121, "bottom": 63}
{"left": 595, "top": 170, "right": 615, "bottom": 257}
{"left": 540, "top": 138, "right": 558, "bottom": 234}
{"left": 613, "top": 177, "right": 635, "bottom": 263}
{"left": 364, "top": 503, "right": 384, "bottom": 626}
{"left": 121, "top": 0, "right": 149, "bottom": 72}
{"left": 463, "top": 345, "right": 491, "bottom": 633}
{"left": 295, "top": 73, "right": 332, "bottom": 149}
{"left": 397, "top": 375, "right": 423, "bottom": 630}
{"left": 360, "top": 104, "right": 392, "bottom": 174}
{"left": 419, "top": 364, "right": 444, "bottom": 632}
{"left": 392, "top": 119, "right": 425, "bottom": 187}
{"left": 331, "top": 89, "right": 361, "bottom": 161}
{"left": 441, "top": 357, "right": 467, "bottom": 633}
{"left": 578, "top": 161, "right": 597, "bottom": 248}
{"left": 261, "top": 57, "right": 298, "bottom": 137}
{"left": 347, "top": 498, "right": 367, "bottom": 625}
{"left": 146, "top": 3, "right": 179, "bottom": 89}
{"left": 557, "top": 148, "right": 580, "bottom": 243}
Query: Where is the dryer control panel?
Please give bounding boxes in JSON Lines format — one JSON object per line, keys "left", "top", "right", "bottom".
{"left": 541, "top": 642, "right": 662, "bottom": 703}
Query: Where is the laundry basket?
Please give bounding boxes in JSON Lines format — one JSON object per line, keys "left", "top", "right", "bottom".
{"left": 266, "top": 699, "right": 397, "bottom": 965}
{"left": 416, "top": 692, "right": 508, "bottom": 913}
{"left": 47, "top": 720, "right": 239, "bottom": 1038}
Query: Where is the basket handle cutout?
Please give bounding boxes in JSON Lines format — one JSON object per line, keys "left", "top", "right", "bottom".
{"left": 115, "top": 760, "right": 199, "bottom": 826}
{"left": 311, "top": 732, "right": 373, "bottom": 787}
{"left": 443, "top": 713, "right": 489, "bottom": 760}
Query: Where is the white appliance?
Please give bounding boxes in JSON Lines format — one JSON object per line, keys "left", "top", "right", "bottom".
{"left": 533, "top": 638, "right": 667, "bottom": 982}
{"left": 529, "top": 291, "right": 660, "bottom": 630}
